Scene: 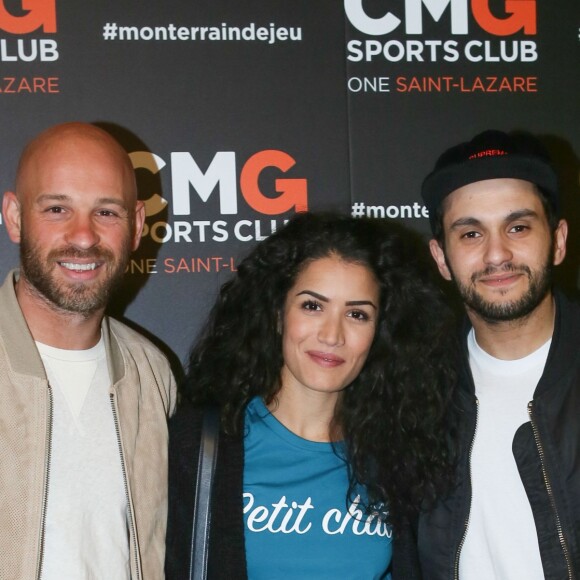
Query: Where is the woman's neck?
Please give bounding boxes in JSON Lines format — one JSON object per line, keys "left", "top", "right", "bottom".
{"left": 266, "top": 387, "right": 341, "bottom": 442}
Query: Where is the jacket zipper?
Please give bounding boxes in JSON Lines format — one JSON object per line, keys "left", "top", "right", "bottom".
{"left": 528, "top": 401, "right": 574, "bottom": 579}
{"left": 110, "top": 393, "right": 142, "bottom": 580}
{"left": 453, "top": 397, "right": 478, "bottom": 580}
{"left": 36, "top": 386, "right": 53, "bottom": 580}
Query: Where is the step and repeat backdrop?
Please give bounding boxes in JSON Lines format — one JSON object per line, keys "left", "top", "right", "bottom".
{"left": 1, "top": 0, "right": 579, "bottom": 366}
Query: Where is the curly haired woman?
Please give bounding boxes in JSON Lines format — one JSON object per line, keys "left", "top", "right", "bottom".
{"left": 166, "top": 212, "right": 457, "bottom": 579}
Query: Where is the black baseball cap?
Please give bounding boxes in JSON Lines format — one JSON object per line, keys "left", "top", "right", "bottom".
{"left": 421, "top": 130, "right": 559, "bottom": 234}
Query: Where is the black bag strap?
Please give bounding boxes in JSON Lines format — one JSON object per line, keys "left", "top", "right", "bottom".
{"left": 189, "top": 406, "right": 220, "bottom": 580}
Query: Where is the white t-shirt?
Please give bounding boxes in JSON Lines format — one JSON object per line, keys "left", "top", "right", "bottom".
{"left": 458, "top": 329, "right": 550, "bottom": 580}
{"left": 37, "top": 337, "right": 130, "bottom": 580}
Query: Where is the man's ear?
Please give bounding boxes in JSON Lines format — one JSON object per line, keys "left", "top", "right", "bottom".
{"left": 131, "top": 200, "right": 146, "bottom": 251}
{"left": 552, "top": 219, "right": 568, "bottom": 266}
{"left": 429, "top": 238, "right": 452, "bottom": 281}
{"left": 3, "top": 191, "right": 22, "bottom": 244}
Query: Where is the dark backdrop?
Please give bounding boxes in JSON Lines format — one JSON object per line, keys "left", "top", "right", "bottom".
{"left": 1, "top": 0, "right": 578, "bottom": 367}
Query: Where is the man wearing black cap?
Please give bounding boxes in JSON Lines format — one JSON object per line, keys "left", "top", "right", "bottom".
{"left": 410, "top": 130, "right": 579, "bottom": 579}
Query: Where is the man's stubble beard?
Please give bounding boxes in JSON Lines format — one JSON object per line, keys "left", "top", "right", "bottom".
{"left": 20, "top": 234, "right": 131, "bottom": 317}
{"left": 445, "top": 241, "right": 554, "bottom": 324}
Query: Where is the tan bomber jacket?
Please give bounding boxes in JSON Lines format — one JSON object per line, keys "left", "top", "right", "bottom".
{"left": 0, "top": 270, "right": 177, "bottom": 579}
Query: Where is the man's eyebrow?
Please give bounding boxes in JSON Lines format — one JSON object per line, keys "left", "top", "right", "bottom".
{"left": 449, "top": 217, "right": 482, "bottom": 231}
{"left": 35, "top": 193, "right": 70, "bottom": 203}
{"left": 96, "top": 197, "right": 130, "bottom": 210}
{"left": 504, "top": 209, "right": 539, "bottom": 222}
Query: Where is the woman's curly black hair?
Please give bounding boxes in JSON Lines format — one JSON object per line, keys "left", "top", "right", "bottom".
{"left": 183, "top": 212, "right": 458, "bottom": 526}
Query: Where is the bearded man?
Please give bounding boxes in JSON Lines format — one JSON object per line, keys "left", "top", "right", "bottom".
{"left": 0, "top": 122, "right": 176, "bottom": 580}
{"left": 394, "top": 130, "right": 579, "bottom": 580}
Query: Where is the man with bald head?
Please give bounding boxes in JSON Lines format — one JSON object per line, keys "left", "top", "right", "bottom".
{"left": 0, "top": 123, "right": 176, "bottom": 579}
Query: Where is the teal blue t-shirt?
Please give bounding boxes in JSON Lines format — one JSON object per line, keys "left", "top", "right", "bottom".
{"left": 243, "top": 397, "right": 392, "bottom": 579}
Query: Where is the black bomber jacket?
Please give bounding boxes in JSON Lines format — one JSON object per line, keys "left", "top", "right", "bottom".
{"left": 394, "top": 290, "right": 580, "bottom": 580}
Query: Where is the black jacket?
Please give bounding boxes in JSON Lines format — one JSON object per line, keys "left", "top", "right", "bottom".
{"left": 165, "top": 404, "right": 248, "bottom": 580}
{"left": 399, "top": 291, "right": 580, "bottom": 580}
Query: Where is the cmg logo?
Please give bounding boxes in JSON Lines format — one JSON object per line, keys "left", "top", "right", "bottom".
{"left": 130, "top": 149, "right": 308, "bottom": 218}
{"left": 345, "top": 0, "right": 536, "bottom": 36}
{"left": 0, "top": 0, "right": 56, "bottom": 34}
